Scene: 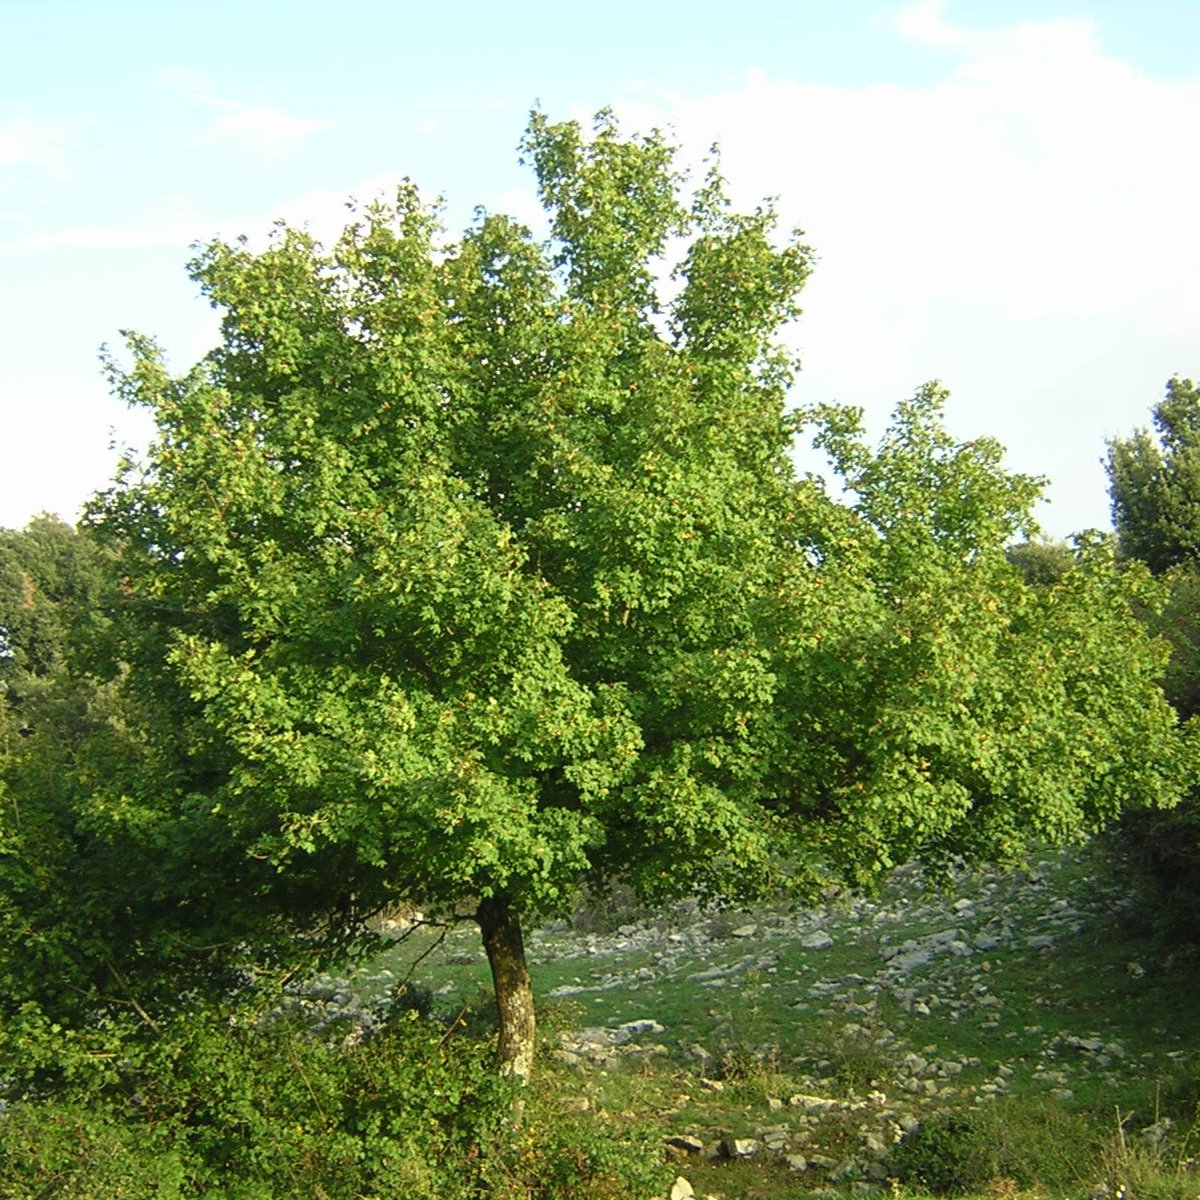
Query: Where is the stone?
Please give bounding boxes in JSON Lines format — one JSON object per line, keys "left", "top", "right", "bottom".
{"left": 802, "top": 930, "right": 835, "bottom": 949}
{"left": 722, "top": 1137, "right": 762, "bottom": 1158}
{"left": 760, "top": 1127, "right": 791, "bottom": 1152}
{"left": 669, "top": 1177, "right": 695, "bottom": 1200}
{"left": 665, "top": 1134, "right": 704, "bottom": 1154}
{"left": 785, "top": 1153, "right": 809, "bottom": 1172}
{"left": 731, "top": 923, "right": 758, "bottom": 938}
{"left": 615, "top": 1018, "right": 664, "bottom": 1039}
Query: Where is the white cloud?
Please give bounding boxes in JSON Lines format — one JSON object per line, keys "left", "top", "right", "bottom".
{"left": 0, "top": 116, "right": 76, "bottom": 176}
{"left": 194, "top": 103, "right": 331, "bottom": 155}
{"left": 155, "top": 65, "right": 331, "bottom": 155}
{"left": 12, "top": 197, "right": 208, "bottom": 252}
{"left": 610, "top": 6, "right": 1200, "bottom": 535}
{"left": 894, "top": 0, "right": 975, "bottom": 50}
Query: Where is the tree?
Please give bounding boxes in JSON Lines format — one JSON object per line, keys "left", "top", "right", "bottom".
{"left": 1005, "top": 538, "right": 1077, "bottom": 588}
{"left": 69, "top": 111, "right": 1196, "bottom": 1081}
{"left": 1108, "top": 377, "right": 1200, "bottom": 575}
{"left": 1101, "top": 381, "right": 1200, "bottom": 941}
{"left": 0, "top": 517, "right": 376, "bottom": 1083}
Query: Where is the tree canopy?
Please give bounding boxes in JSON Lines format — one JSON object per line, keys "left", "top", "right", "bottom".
{"left": 4, "top": 110, "right": 1195, "bottom": 1081}
{"left": 1108, "top": 377, "right": 1200, "bottom": 575}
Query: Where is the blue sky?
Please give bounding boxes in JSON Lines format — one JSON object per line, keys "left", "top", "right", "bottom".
{"left": 4, "top": 0, "right": 1200, "bottom": 537}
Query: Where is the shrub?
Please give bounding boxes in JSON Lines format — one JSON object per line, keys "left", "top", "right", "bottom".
{"left": 0, "top": 998, "right": 667, "bottom": 1199}
{"left": 890, "top": 1100, "right": 1099, "bottom": 1195}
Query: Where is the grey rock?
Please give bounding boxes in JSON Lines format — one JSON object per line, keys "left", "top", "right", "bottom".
{"left": 615, "top": 1018, "right": 664, "bottom": 1040}
{"left": 669, "top": 1177, "right": 695, "bottom": 1200}
{"left": 722, "top": 1137, "right": 762, "bottom": 1158}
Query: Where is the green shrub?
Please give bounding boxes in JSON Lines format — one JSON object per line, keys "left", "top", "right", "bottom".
{"left": 0, "top": 999, "right": 667, "bottom": 1199}
{"left": 891, "top": 1100, "right": 1099, "bottom": 1195}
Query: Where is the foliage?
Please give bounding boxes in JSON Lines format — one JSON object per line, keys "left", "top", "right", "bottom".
{"left": 1005, "top": 537, "right": 1077, "bottom": 588}
{"left": 890, "top": 1100, "right": 1098, "bottom": 1195}
{"left": 0, "top": 519, "right": 371, "bottom": 1039}
{"left": 1108, "top": 377, "right": 1200, "bottom": 575}
{"left": 0, "top": 999, "right": 667, "bottom": 1200}
{"left": 12, "top": 1004, "right": 691, "bottom": 1198}
{"left": 0, "top": 513, "right": 115, "bottom": 702}
{"left": 1102, "top": 381, "right": 1200, "bottom": 944}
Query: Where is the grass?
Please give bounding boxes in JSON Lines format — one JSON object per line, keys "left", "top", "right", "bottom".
{"left": 325, "top": 847, "right": 1200, "bottom": 1198}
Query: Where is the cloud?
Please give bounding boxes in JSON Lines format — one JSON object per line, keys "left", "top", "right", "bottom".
{"left": 894, "top": 0, "right": 976, "bottom": 50}
{"left": 609, "top": 3, "right": 1200, "bottom": 535}
{"left": 0, "top": 116, "right": 76, "bottom": 176}
{"left": 194, "top": 103, "right": 330, "bottom": 154}
{"left": 155, "top": 66, "right": 331, "bottom": 155}
{"left": 11, "top": 196, "right": 209, "bottom": 252}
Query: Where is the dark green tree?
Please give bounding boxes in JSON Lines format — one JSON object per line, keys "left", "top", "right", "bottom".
{"left": 1108, "top": 377, "right": 1200, "bottom": 574}
{"left": 1102, "top": 380, "right": 1200, "bottom": 940}
{"left": 8, "top": 112, "right": 1192, "bottom": 1081}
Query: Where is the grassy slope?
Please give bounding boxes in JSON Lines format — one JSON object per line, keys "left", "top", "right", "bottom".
{"left": 329, "top": 849, "right": 1200, "bottom": 1198}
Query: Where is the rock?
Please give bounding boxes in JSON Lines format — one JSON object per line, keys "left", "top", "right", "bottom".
{"left": 861, "top": 1132, "right": 889, "bottom": 1157}
{"left": 563, "top": 1096, "right": 591, "bottom": 1112}
{"left": 759, "top": 1126, "right": 791, "bottom": 1152}
{"left": 669, "top": 1177, "right": 695, "bottom": 1200}
{"left": 731, "top": 923, "right": 758, "bottom": 938}
{"left": 790, "top": 1093, "right": 842, "bottom": 1112}
{"left": 665, "top": 1134, "right": 705, "bottom": 1154}
{"left": 785, "top": 1153, "right": 809, "bottom": 1172}
{"left": 802, "top": 930, "right": 835, "bottom": 949}
{"left": 722, "top": 1137, "right": 761, "bottom": 1158}
{"left": 830, "top": 1158, "right": 862, "bottom": 1182}
{"left": 615, "top": 1018, "right": 664, "bottom": 1040}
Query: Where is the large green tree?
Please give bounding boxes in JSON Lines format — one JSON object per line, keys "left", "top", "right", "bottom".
{"left": 50, "top": 111, "right": 1195, "bottom": 1079}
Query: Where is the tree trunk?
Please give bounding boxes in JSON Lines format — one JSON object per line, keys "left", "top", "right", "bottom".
{"left": 477, "top": 893, "right": 535, "bottom": 1083}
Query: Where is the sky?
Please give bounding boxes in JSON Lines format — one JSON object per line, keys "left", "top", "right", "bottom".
{"left": 3, "top": 0, "right": 1200, "bottom": 539}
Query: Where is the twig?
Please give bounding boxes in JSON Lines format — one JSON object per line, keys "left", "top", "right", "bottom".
{"left": 106, "top": 961, "right": 162, "bottom": 1035}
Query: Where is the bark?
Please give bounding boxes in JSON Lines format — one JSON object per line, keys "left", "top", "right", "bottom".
{"left": 477, "top": 892, "right": 536, "bottom": 1083}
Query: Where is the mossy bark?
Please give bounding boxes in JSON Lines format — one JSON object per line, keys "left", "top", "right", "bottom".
{"left": 477, "top": 893, "right": 535, "bottom": 1083}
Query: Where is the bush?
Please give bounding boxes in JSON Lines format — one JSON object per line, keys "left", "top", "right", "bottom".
{"left": 1102, "top": 800, "right": 1200, "bottom": 947}
{"left": 890, "top": 1100, "right": 1099, "bottom": 1195}
{"left": 0, "top": 1000, "right": 667, "bottom": 1199}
